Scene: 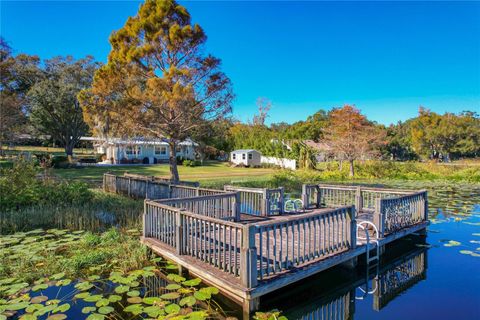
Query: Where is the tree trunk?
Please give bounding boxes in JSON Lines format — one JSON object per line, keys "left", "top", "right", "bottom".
{"left": 169, "top": 140, "right": 180, "bottom": 182}
{"left": 349, "top": 159, "right": 355, "bottom": 177}
{"left": 65, "top": 143, "right": 74, "bottom": 163}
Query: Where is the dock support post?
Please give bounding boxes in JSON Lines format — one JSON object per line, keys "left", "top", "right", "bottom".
{"left": 243, "top": 297, "right": 260, "bottom": 319}
{"left": 240, "top": 225, "right": 258, "bottom": 288}
{"left": 342, "top": 256, "right": 358, "bottom": 269}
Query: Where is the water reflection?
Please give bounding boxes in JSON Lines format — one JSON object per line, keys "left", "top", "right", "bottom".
{"left": 259, "top": 238, "right": 428, "bottom": 320}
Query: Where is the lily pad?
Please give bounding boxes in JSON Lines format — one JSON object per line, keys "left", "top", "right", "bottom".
{"left": 82, "top": 306, "right": 97, "bottom": 314}
{"left": 31, "top": 296, "right": 48, "bottom": 304}
{"left": 86, "top": 314, "right": 105, "bottom": 320}
{"left": 443, "top": 240, "right": 461, "bottom": 247}
{"left": 32, "top": 283, "right": 48, "bottom": 292}
{"left": 165, "top": 303, "right": 180, "bottom": 314}
{"left": 179, "top": 295, "right": 196, "bottom": 307}
{"left": 107, "top": 295, "right": 122, "bottom": 303}
{"left": 98, "top": 306, "right": 114, "bottom": 315}
{"left": 114, "top": 285, "right": 129, "bottom": 294}
{"left": 46, "top": 314, "right": 67, "bottom": 320}
{"left": 165, "top": 284, "right": 181, "bottom": 290}
{"left": 160, "top": 292, "right": 180, "bottom": 300}
{"left": 123, "top": 304, "right": 143, "bottom": 315}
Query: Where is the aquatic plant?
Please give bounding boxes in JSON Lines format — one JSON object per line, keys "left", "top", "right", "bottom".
{"left": 0, "top": 229, "right": 223, "bottom": 319}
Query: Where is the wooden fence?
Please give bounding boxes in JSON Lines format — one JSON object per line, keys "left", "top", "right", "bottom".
{"left": 103, "top": 173, "right": 201, "bottom": 199}
{"left": 143, "top": 200, "right": 356, "bottom": 288}
{"left": 302, "top": 184, "right": 428, "bottom": 237}
{"left": 224, "top": 185, "right": 284, "bottom": 216}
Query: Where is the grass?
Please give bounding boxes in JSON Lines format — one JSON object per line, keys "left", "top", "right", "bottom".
{"left": 53, "top": 161, "right": 277, "bottom": 186}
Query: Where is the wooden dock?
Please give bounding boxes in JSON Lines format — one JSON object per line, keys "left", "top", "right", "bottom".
{"left": 138, "top": 181, "right": 428, "bottom": 317}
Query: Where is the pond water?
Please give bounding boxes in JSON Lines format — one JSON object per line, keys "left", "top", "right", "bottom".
{"left": 257, "top": 182, "right": 480, "bottom": 320}
{"left": 1, "top": 182, "right": 480, "bottom": 319}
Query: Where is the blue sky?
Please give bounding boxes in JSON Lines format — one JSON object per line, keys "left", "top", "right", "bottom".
{"left": 1, "top": 0, "right": 479, "bottom": 125}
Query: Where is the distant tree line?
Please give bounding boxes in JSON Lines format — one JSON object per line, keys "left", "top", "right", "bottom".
{"left": 0, "top": 37, "right": 99, "bottom": 159}
{"left": 204, "top": 104, "right": 479, "bottom": 170}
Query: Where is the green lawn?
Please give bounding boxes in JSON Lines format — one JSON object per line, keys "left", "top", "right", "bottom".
{"left": 53, "top": 161, "right": 277, "bottom": 186}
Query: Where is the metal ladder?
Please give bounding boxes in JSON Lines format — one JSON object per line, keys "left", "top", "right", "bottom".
{"left": 355, "top": 221, "right": 381, "bottom": 300}
{"left": 357, "top": 221, "right": 380, "bottom": 264}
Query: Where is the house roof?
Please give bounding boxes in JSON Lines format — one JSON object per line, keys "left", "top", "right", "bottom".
{"left": 231, "top": 149, "right": 260, "bottom": 153}
{"left": 80, "top": 137, "right": 198, "bottom": 146}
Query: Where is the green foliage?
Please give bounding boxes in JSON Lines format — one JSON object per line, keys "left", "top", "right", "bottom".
{"left": 28, "top": 56, "right": 99, "bottom": 156}
{"left": 182, "top": 160, "right": 201, "bottom": 167}
{"left": 407, "top": 108, "right": 480, "bottom": 160}
{"left": 0, "top": 160, "right": 93, "bottom": 211}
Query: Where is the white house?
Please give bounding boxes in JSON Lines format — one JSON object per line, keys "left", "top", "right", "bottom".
{"left": 81, "top": 137, "right": 198, "bottom": 164}
{"left": 230, "top": 149, "right": 262, "bottom": 167}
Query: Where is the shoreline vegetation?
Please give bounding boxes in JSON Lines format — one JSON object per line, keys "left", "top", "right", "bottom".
{"left": 51, "top": 160, "right": 479, "bottom": 186}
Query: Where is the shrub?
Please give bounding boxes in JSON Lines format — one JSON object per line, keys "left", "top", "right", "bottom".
{"left": 183, "top": 159, "right": 201, "bottom": 167}
{"left": 51, "top": 155, "right": 70, "bottom": 168}
{"left": 0, "top": 159, "right": 94, "bottom": 211}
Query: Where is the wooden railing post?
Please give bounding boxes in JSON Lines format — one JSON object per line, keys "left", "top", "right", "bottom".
{"left": 114, "top": 175, "right": 118, "bottom": 194}
{"left": 347, "top": 206, "right": 357, "bottom": 249}
{"left": 241, "top": 224, "right": 258, "bottom": 288}
{"left": 423, "top": 191, "right": 428, "bottom": 221}
{"left": 233, "top": 192, "right": 241, "bottom": 222}
{"left": 143, "top": 200, "right": 148, "bottom": 237}
{"left": 374, "top": 198, "right": 385, "bottom": 237}
{"left": 128, "top": 177, "right": 132, "bottom": 197}
{"left": 103, "top": 174, "right": 106, "bottom": 192}
{"left": 316, "top": 185, "right": 321, "bottom": 208}
{"left": 279, "top": 187, "right": 285, "bottom": 214}
{"left": 175, "top": 209, "right": 184, "bottom": 255}
{"left": 355, "top": 186, "right": 363, "bottom": 215}
{"left": 301, "top": 184, "right": 308, "bottom": 209}
{"left": 261, "top": 189, "right": 268, "bottom": 216}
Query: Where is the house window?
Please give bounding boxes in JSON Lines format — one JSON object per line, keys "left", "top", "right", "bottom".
{"left": 126, "top": 146, "right": 141, "bottom": 155}
{"left": 176, "top": 146, "right": 182, "bottom": 153}
{"left": 248, "top": 153, "right": 253, "bottom": 160}
{"left": 232, "top": 154, "right": 236, "bottom": 160}
{"left": 242, "top": 153, "right": 246, "bottom": 160}
{"left": 155, "top": 146, "right": 167, "bottom": 155}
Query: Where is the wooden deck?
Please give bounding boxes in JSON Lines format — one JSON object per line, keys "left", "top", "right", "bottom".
{"left": 141, "top": 183, "right": 429, "bottom": 318}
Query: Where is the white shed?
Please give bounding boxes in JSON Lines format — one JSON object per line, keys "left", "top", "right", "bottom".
{"left": 230, "top": 149, "right": 262, "bottom": 167}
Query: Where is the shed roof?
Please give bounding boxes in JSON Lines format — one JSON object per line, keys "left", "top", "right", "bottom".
{"left": 231, "top": 149, "right": 260, "bottom": 153}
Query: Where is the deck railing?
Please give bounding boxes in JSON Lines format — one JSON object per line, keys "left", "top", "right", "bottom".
{"left": 302, "top": 184, "right": 413, "bottom": 211}
{"left": 374, "top": 190, "right": 428, "bottom": 237}
{"left": 169, "top": 185, "right": 227, "bottom": 199}
{"left": 143, "top": 200, "right": 356, "bottom": 288}
{"left": 153, "top": 193, "right": 240, "bottom": 221}
{"left": 302, "top": 184, "right": 427, "bottom": 237}
{"left": 224, "top": 185, "right": 284, "bottom": 216}
{"left": 252, "top": 206, "right": 356, "bottom": 280}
